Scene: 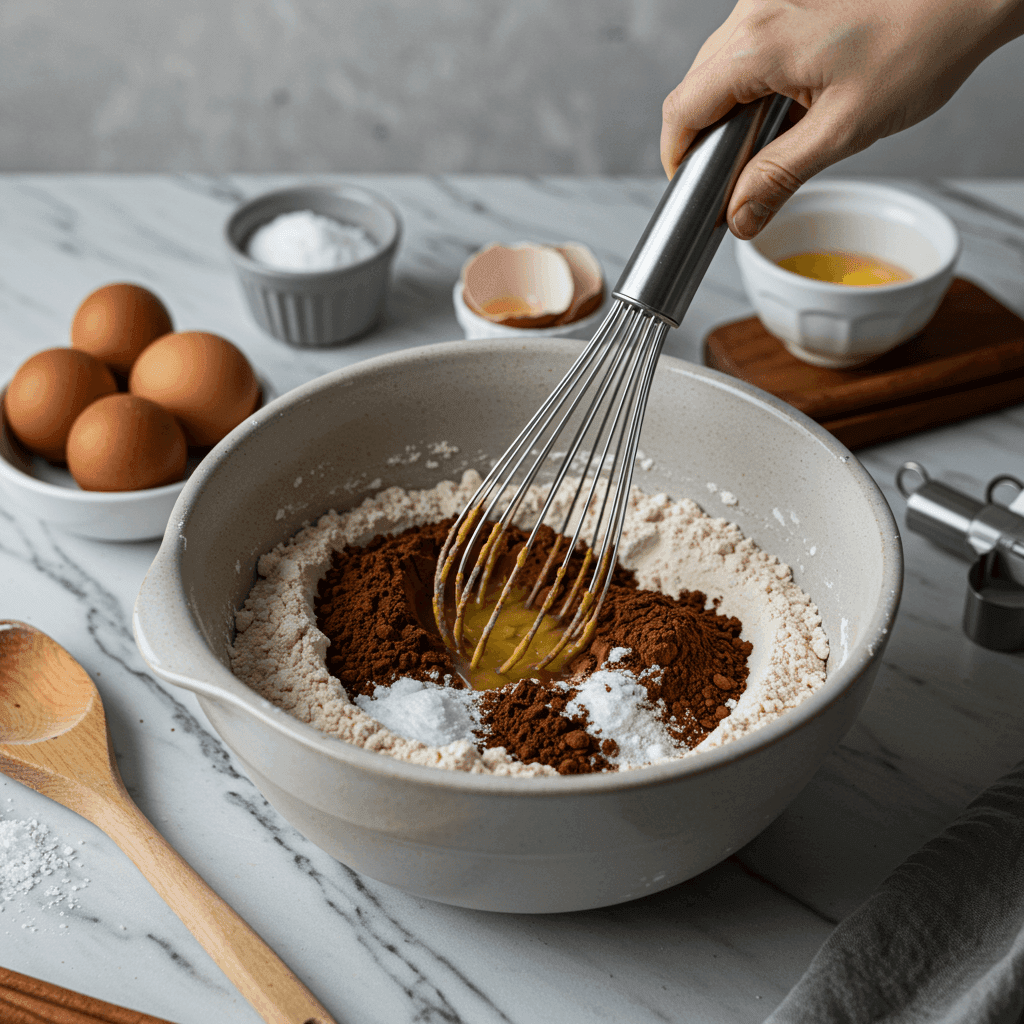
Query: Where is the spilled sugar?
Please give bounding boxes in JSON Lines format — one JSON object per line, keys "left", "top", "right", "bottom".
{"left": 0, "top": 805, "right": 90, "bottom": 934}
{"left": 351, "top": 659, "right": 687, "bottom": 768}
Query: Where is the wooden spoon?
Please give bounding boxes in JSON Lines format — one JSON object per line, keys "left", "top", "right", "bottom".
{"left": 0, "top": 620, "right": 336, "bottom": 1024}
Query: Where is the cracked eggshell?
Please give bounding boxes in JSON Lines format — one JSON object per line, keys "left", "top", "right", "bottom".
{"left": 554, "top": 243, "right": 605, "bottom": 325}
{"left": 461, "top": 243, "right": 574, "bottom": 328}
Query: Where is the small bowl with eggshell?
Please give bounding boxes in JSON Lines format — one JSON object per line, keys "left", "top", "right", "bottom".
{"left": 225, "top": 184, "right": 402, "bottom": 348}
{"left": 453, "top": 241, "right": 609, "bottom": 341}
{"left": 735, "top": 179, "right": 960, "bottom": 368}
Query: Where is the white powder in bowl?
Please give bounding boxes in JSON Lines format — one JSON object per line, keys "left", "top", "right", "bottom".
{"left": 247, "top": 210, "right": 378, "bottom": 272}
{"left": 354, "top": 676, "right": 481, "bottom": 747}
{"left": 230, "top": 471, "right": 829, "bottom": 775}
{"left": 565, "top": 667, "right": 679, "bottom": 767}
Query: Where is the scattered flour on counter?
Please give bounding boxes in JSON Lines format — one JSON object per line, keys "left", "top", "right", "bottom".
{"left": 231, "top": 470, "right": 830, "bottom": 774}
{"left": 0, "top": 809, "right": 89, "bottom": 933}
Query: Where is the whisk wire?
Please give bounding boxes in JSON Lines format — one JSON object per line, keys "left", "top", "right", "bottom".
{"left": 434, "top": 298, "right": 668, "bottom": 676}
{"left": 532, "top": 313, "right": 667, "bottom": 670}
{"left": 465, "top": 306, "right": 651, "bottom": 670}
{"left": 434, "top": 95, "right": 792, "bottom": 680}
{"left": 432, "top": 304, "right": 627, "bottom": 648}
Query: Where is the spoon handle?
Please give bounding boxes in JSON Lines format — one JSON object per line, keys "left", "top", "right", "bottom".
{"left": 91, "top": 785, "right": 336, "bottom": 1024}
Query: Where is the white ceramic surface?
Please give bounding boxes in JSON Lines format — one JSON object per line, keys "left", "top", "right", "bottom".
{"left": 133, "top": 338, "right": 901, "bottom": 914}
{"left": 735, "top": 180, "right": 960, "bottom": 367}
{"left": 453, "top": 280, "right": 608, "bottom": 340}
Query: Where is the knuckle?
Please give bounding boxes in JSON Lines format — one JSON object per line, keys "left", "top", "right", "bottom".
{"left": 661, "top": 90, "right": 681, "bottom": 122}
{"left": 753, "top": 159, "right": 804, "bottom": 206}
{"left": 734, "top": 3, "right": 786, "bottom": 50}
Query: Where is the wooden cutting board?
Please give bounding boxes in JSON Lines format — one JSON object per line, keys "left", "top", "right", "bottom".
{"left": 703, "top": 278, "right": 1024, "bottom": 449}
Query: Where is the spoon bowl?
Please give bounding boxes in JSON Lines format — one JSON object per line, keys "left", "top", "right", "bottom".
{"left": 0, "top": 622, "right": 95, "bottom": 744}
{"left": 0, "top": 620, "right": 336, "bottom": 1024}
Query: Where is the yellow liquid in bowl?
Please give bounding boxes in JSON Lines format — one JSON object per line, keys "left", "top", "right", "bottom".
{"left": 777, "top": 251, "right": 913, "bottom": 287}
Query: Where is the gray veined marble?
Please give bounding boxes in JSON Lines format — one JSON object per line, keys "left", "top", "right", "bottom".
{"left": 0, "top": 174, "right": 1022, "bottom": 1024}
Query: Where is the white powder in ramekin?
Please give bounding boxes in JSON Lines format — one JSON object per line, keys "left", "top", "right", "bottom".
{"left": 247, "top": 210, "right": 377, "bottom": 271}
{"left": 230, "top": 471, "right": 829, "bottom": 775}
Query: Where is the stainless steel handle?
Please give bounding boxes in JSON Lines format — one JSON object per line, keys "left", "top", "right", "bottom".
{"left": 613, "top": 93, "right": 793, "bottom": 327}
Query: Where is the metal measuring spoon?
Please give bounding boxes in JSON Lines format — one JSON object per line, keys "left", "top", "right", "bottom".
{"left": 0, "top": 620, "right": 336, "bottom": 1024}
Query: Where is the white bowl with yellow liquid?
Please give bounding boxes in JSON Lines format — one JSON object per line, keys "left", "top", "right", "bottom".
{"left": 735, "top": 180, "right": 960, "bottom": 367}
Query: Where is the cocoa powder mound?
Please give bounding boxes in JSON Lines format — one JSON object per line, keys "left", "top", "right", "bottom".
{"left": 568, "top": 587, "right": 752, "bottom": 750}
{"left": 477, "top": 680, "right": 614, "bottom": 776}
{"left": 316, "top": 519, "right": 457, "bottom": 697}
{"left": 314, "top": 517, "right": 752, "bottom": 772}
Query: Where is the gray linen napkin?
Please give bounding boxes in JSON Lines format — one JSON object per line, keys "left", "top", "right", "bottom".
{"left": 765, "top": 759, "right": 1024, "bottom": 1024}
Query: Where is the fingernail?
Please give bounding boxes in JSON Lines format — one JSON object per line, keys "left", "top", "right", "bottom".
{"left": 732, "top": 201, "right": 771, "bottom": 239}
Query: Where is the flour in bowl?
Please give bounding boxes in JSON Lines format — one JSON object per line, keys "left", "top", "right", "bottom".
{"left": 230, "top": 471, "right": 828, "bottom": 775}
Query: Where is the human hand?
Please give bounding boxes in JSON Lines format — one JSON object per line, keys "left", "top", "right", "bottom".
{"left": 661, "top": 0, "right": 1024, "bottom": 238}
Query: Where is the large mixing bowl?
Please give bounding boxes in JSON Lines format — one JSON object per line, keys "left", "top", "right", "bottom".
{"left": 133, "top": 339, "right": 902, "bottom": 914}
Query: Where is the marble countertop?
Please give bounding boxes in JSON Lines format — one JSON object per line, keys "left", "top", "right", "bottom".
{"left": 0, "top": 174, "right": 1022, "bottom": 1024}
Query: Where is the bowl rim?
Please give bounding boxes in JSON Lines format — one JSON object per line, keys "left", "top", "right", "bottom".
{"left": 223, "top": 183, "right": 402, "bottom": 282}
{"left": 735, "top": 178, "right": 961, "bottom": 294}
{"left": 134, "top": 338, "right": 903, "bottom": 795}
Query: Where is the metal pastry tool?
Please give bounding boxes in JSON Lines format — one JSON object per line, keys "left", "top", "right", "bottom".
{"left": 434, "top": 94, "right": 792, "bottom": 674}
{"left": 897, "top": 462, "right": 1024, "bottom": 650}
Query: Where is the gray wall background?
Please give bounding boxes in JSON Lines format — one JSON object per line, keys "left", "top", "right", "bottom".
{"left": 3, "top": 0, "right": 1022, "bottom": 175}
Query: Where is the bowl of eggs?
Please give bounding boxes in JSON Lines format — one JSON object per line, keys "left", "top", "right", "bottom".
{"left": 0, "top": 283, "right": 266, "bottom": 541}
{"left": 735, "top": 180, "right": 960, "bottom": 367}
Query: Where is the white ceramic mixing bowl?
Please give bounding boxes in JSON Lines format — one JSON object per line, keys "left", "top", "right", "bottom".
{"left": 133, "top": 339, "right": 902, "bottom": 913}
{"left": 735, "top": 180, "right": 960, "bottom": 367}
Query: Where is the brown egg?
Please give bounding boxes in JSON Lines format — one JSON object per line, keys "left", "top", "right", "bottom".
{"left": 66, "top": 394, "right": 187, "bottom": 492}
{"left": 3, "top": 348, "right": 118, "bottom": 462}
{"left": 71, "top": 283, "right": 173, "bottom": 375}
{"left": 128, "top": 331, "right": 260, "bottom": 447}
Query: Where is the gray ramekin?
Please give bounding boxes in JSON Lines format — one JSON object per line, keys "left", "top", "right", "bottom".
{"left": 225, "top": 184, "right": 401, "bottom": 348}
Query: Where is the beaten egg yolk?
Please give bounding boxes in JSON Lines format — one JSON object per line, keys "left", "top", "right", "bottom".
{"left": 777, "top": 251, "right": 912, "bottom": 286}
{"left": 451, "top": 589, "right": 573, "bottom": 690}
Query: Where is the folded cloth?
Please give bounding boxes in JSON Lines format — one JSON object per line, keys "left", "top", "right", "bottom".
{"left": 765, "top": 759, "right": 1024, "bottom": 1024}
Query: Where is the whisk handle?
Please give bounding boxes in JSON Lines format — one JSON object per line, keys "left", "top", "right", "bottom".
{"left": 613, "top": 93, "right": 792, "bottom": 327}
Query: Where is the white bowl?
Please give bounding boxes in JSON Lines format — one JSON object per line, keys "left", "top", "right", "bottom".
{"left": 133, "top": 339, "right": 902, "bottom": 913}
{"left": 0, "top": 378, "right": 272, "bottom": 542}
{"left": 453, "top": 281, "right": 609, "bottom": 341}
{"left": 735, "top": 180, "right": 960, "bottom": 368}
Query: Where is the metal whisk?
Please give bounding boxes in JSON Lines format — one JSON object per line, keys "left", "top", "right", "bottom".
{"left": 434, "top": 94, "right": 792, "bottom": 676}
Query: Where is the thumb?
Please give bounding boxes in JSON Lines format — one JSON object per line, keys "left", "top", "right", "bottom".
{"left": 727, "top": 94, "right": 859, "bottom": 238}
